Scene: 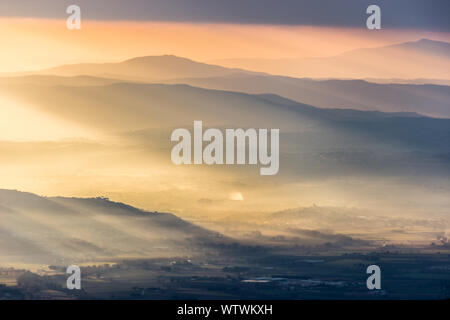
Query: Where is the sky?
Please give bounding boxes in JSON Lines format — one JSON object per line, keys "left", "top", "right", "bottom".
{"left": 0, "top": 1, "right": 448, "bottom": 72}
{"left": 0, "top": 0, "right": 449, "bottom": 31}
{"left": 0, "top": 19, "right": 448, "bottom": 73}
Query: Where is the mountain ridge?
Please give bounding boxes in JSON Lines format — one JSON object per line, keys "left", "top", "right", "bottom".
{"left": 40, "top": 54, "right": 260, "bottom": 81}
{"left": 3, "top": 51, "right": 449, "bottom": 117}
{"left": 7, "top": 39, "right": 446, "bottom": 118}
{"left": 0, "top": 188, "right": 227, "bottom": 265}
{"left": 212, "top": 38, "right": 450, "bottom": 79}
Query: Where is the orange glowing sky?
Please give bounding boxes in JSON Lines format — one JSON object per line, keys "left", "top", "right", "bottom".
{"left": 0, "top": 18, "right": 449, "bottom": 72}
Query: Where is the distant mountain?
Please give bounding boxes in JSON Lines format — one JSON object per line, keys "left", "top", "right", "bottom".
{"left": 0, "top": 189, "right": 227, "bottom": 266}
{"left": 166, "top": 74, "right": 450, "bottom": 118}
{"left": 38, "top": 39, "right": 450, "bottom": 81}
{"left": 3, "top": 80, "right": 446, "bottom": 136}
{"left": 1, "top": 79, "right": 449, "bottom": 240}
{"left": 212, "top": 39, "right": 450, "bottom": 79}
{"left": 10, "top": 47, "right": 448, "bottom": 117}
{"left": 269, "top": 206, "right": 448, "bottom": 236}
{"left": 337, "top": 38, "right": 450, "bottom": 60}
{"left": 363, "top": 78, "right": 450, "bottom": 86}
{"left": 2, "top": 81, "right": 449, "bottom": 180}
{"left": 366, "top": 38, "right": 450, "bottom": 57}
{"left": 40, "top": 55, "right": 257, "bottom": 81}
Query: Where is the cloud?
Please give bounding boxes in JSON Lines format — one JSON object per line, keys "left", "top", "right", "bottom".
{"left": 0, "top": 0, "right": 449, "bottom": 31}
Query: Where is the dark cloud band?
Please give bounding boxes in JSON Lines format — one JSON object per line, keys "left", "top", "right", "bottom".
{"left": 1, "top": 0, "right": 449, "bottom": 31}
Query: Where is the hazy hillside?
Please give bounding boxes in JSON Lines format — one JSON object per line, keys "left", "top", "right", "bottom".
{"left": 40, "top": 55, "right": 256, "bottom": 81}
{"left": 0, "top": 189, "right": 227, "bottom": 266}
{"left": 193, "top": 205, "right": 450, "bottom": 246}
{"left": 1, "top": 79, "right": 449, "bottom": 222}
{"left": 213, "top": 39, "right": 450, "bottom": 79}
{"left": 1, "top": 81, "right": 448, "bottom": 183}
{"left": 167, "top": 75, "right": 450, "bottom": 118}
{"left": 2, "top": 81, "right": 448, "bottom": 150}
{"left": 364, "top": 78, "right": 450, "bottom": 86}
{"left": 9, "top": 50, "right": 448, "bottom": 118}
{"left": 268, "top": 206, "right": 450, "bottom": 244}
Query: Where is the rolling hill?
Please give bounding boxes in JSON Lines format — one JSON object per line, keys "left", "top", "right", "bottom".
{"left": 0, "top": 189, "right": 227, "bottom": 266}
{"left": 5, "top": 46, "right": 448, "bottom": 118}
{"left": 1, "top": 80, "right": 448, "bottom": 179}
{"left": 0, "top": 62, "right": 449, "bottom": 247}
{"left": 39, "top": 55, "right": 257, "bottom": 82}
{"left": 213, "top": 39, "right": 450, "bottom": 79}
{"left": 166, "top": 75, "right": 450, "bottom": 118}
